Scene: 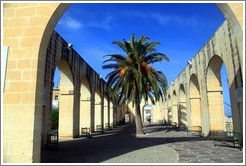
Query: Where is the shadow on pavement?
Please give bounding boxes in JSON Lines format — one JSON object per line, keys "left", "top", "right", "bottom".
{"left": 40, "top": 123, "right": 211, "bottom": 163}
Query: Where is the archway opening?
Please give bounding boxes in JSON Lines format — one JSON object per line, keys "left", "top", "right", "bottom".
{"left": 110, "top": 101, "right": 114, "bottom": 126}
{"left": 104, "top": 97, "right": 109, "bottom": 128}
{"left": 189, "top": 74, "right": 202, "bottom": 127}
{"left": 80, "top": 77, "right": 91, "bottom": 133}
{"left": 51, "top": 67, "right": 60, "bottom": 132}
{"left": 56, "top": 60, "right": 74, "bottom": 139}
{"left": 95, "top": 87, "right": 102, "bottom": 132}
{"left": 143, "top": 104, "right": 153, "bottom": 124}
{"left": 206, "top": 55, "right": 231, "bottom": 131}
{"left": 221, "top": 64, "right": 233, "bottom": 132}
{"left": 163, "top": 98, "right": 168, "bottom": 124}
{"left": 158, "top": 98, "right": 166, "bottom": 123}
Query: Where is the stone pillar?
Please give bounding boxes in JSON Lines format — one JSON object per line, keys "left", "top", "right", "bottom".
{"left": 190, "top": 97, "right": 202, "bottom": 127}
{"left": 112, "top": 101, "right": 117, "bottom": 126}
{"left": 90, "top": 90, "right": 95, "bottom": 133}
{"left": 73, "top": 83, "right": 80, "bottom": 138}
{"left": 179, "top": 101, "right": 187, "bottom": 126}
{"left": 207, "top": 91, "right": 225, "bottom": 131}
{"left": 80, "top": 78, "right": 91, "bottom": 131}
{"left": 172, "top": 104, "right": 178, "bottom": 125}
{"left": 3, "top": 3, "right": 69, "bottom": 162}
{"left": 100, "top": 81, "right": 104, "bottom": 131}
{"left": 107, "top": 97, "right": 111, "bottom": 127}
{"left": 58, "top": 85, "right": 74, "bottom": 139}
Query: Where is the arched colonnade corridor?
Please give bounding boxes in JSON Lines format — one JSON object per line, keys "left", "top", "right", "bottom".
{"left": 44, "top": 31, "right": 116, "bottom": 140}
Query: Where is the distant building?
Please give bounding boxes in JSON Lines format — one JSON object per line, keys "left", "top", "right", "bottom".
{"left": 225, "top": 116, "right": 233, "bottom": 132}
{"left": 52, "top": 88, "right": 60, "bottom": 110}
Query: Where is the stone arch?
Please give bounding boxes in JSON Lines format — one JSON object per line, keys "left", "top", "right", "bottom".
{"left": 2, "top": 3, "right": 243, "bottom": 163}
{"left": 189, "top": 74, "right": 202, "bottom": 127}
{"left": 179, "top": 84, "right": 187, "bottom": 126}
{"left": 216, "top": 3, "right": 243, "bottom": 72}
{"left": 56, "top": 60, "right": 73, "bottom": 84}
{"left": 80, "top": 77, "right": 91, "bottom": 131}
{"left": 172, "top": 90, "right": 178, "bottom": 125}
{"left": 142, "top": 104, "right": 153, "bottom": 123}
{"left": 206, "top": 55, "right": 226, "bottom": 131}
{"left": 124, "top": 109, "right": 131, "bottom": 124}
{"left": 56, "top": 60, "right": 74, "bottom": 139}
{"left": 158, "top": 98, "right": 165, "bottom": 123}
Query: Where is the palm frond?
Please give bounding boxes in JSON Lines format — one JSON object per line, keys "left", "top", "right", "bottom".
{"left": 145, "top": 53, "right": 170, "bottom": 64}
{"left": 102, "top": 33, "right": 169, "bottom": 106}
{"left": 103, "top": 54, "right": 126, "bottom": 64}
{"left": 112, "top": 41, "right": 127, "bottom": 53}
{"left": 102, "top": 64, "right": 118, "bottom": 69}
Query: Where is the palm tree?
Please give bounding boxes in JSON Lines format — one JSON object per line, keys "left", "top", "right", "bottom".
{"left": 102, "top": 34, "right": 169, "bottom": 135}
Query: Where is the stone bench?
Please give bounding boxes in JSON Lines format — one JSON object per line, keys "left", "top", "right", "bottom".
{"left": 81, "top": 127, "right": 91, "bottom": 137}
{"left": 47, "top": 130, "right": 58, "bottom": 149}
{"left": 105, "top": 123, "right": 112, "bottom": 130}
{"left": 96, "top": 125, "right": 102, "bottom": 132}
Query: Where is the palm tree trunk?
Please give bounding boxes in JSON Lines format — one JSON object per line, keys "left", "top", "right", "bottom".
{"left": 134, "top": 88, "right": 144, "bottom": 135}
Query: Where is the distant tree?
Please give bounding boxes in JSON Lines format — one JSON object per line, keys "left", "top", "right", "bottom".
{"left": 51, "top": 109, "right": 59, "bottom": 130}
{"left": 103, "top": 34, "right": 169, "bottom": 135}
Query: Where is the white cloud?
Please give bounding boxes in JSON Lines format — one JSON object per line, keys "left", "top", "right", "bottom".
{"left": 124, "top": 11, "right": 198, "bottom": 28}
{"left": 87, "top": 16, "right": 113, "bottom": 31}
{"left": 57, "top": 14, "right": 113, "bottom": 31}
{"left": 57, "top": 15, "right": 82, "bottom": 30}
{"left": 151, "top": 13, "right": 172, "bottom": 26}
{"left": 150, "top": 13, "right": 198, "bottom": 27}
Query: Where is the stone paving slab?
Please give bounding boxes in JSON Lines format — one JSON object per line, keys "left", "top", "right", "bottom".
{"left": 102, "top": 144, "right": 178, "bottom": 163}
{"left": 141, "top": 125, "right": 244, "bottom": 163}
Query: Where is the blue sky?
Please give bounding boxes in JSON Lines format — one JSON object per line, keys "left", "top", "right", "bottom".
{"left": 54, "top": 2, "right": 231, "bottom": 116}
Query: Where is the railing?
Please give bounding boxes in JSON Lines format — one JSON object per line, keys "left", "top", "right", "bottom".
{"left": 210, "top": 130, "right": 242, "bottom": 151}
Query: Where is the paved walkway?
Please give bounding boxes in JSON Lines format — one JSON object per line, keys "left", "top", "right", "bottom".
{"left": 41, "top": 124, "right": 243, "bottom": 164}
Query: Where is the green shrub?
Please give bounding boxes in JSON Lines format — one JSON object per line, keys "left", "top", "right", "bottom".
{"left": 51, "top": 109, "right": 59, "bottom": 130}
